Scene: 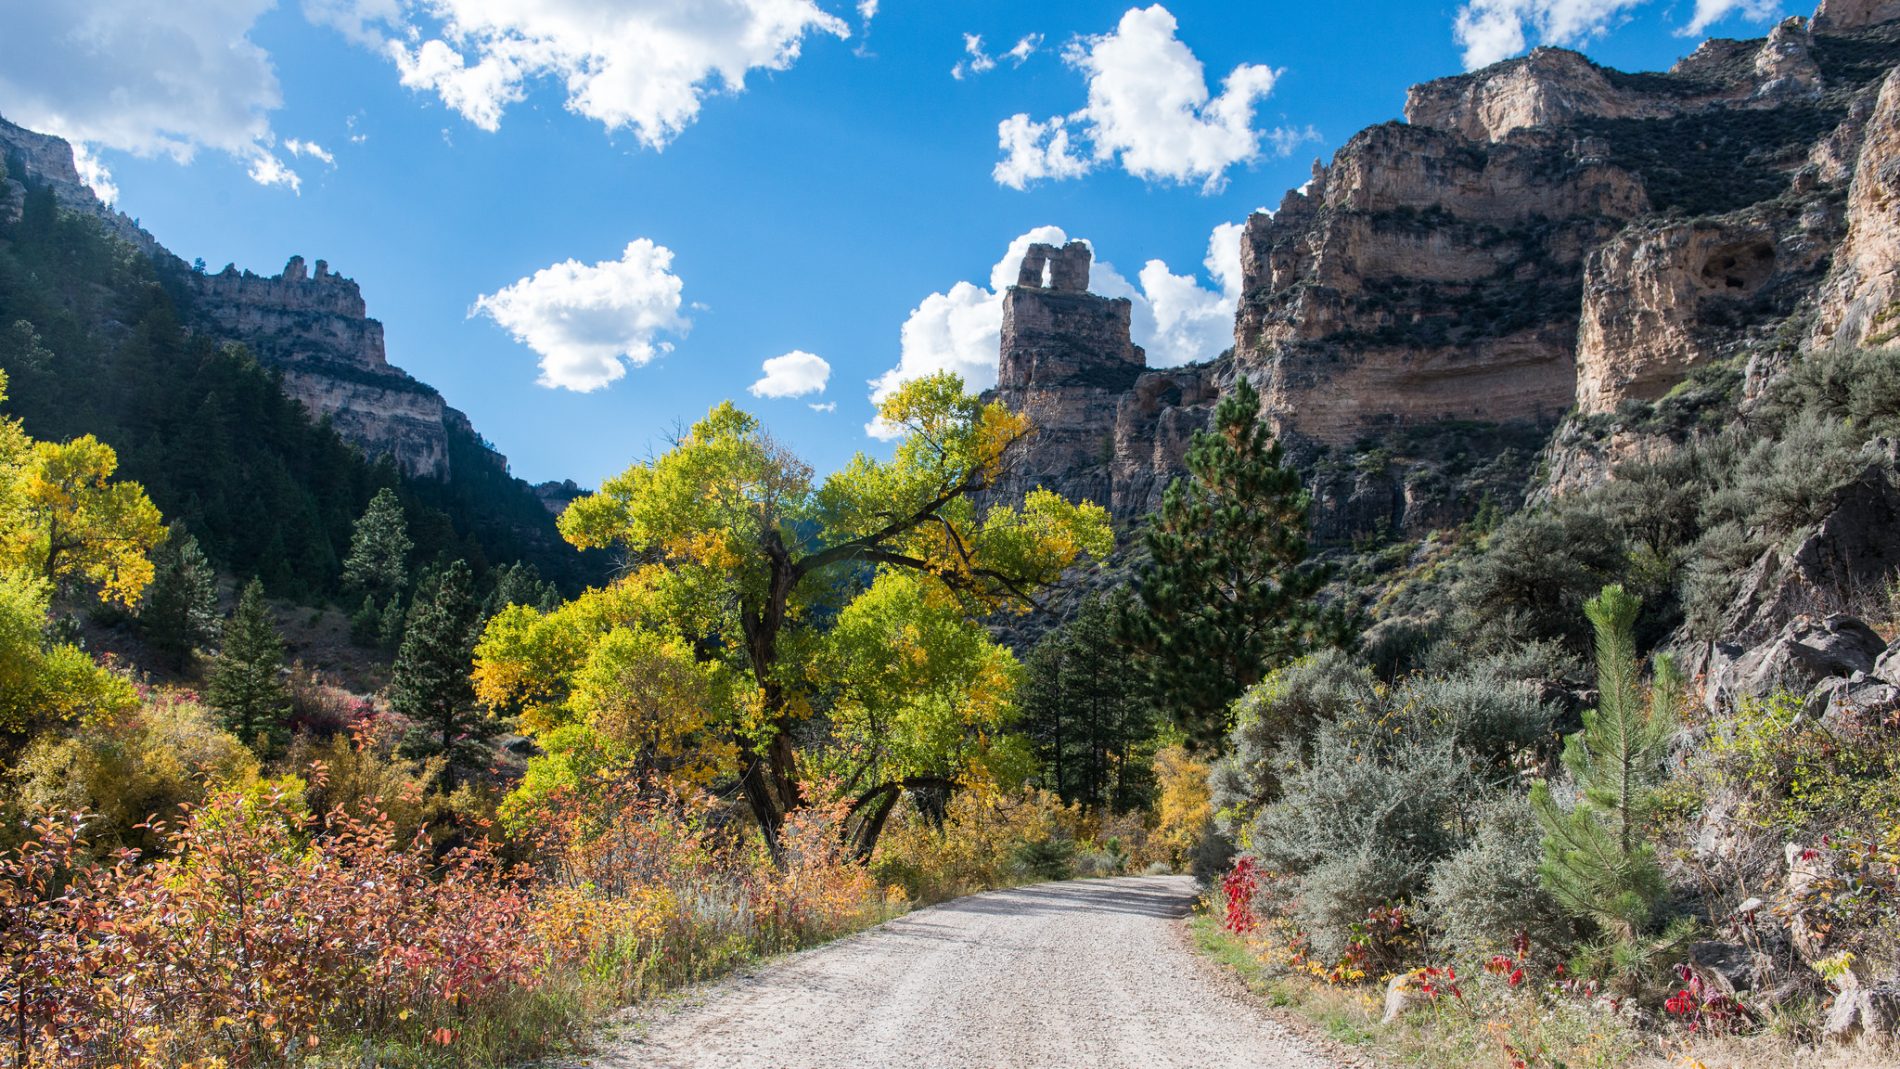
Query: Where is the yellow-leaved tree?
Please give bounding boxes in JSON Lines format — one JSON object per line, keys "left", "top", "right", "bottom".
{"left": 476, "top": 373, "right": 1112, "bottom": 859}
{"left": 0, "top": 371, "right": 158, "bottom": 732}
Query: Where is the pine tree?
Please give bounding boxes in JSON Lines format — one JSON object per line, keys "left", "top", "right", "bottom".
{"left": 1532, "top": 584, "right": 1681, "bottom": 941}
{"left": 341, "top": 487, "right": 412, "bottom": 600}
{"left": 139, "top": 521, "right": 220, "bottom": 670}
{"left": 1118, "top": 376, "right": 1334, "bottom": 749}
{"left": 207, "top": 578, "right": 291, "bottom": 752}
{"left": 349, "top": 593, "right": 381, "bottom": 646}
{"left": 1020, "top": 593, "right": 1158, "bottom": 810}
{"left": 391, "top": 560, "right": 493, "bottom": 789}
{"left": 484, "top": 561, "right": 559, "bottom": 615}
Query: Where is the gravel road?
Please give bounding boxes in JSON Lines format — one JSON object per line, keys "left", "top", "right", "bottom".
{"left": 587, "top": 874, "right": 1342, "bottom": 1069}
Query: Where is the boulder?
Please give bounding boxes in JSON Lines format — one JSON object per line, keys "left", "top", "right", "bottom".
{"left": 1712, "top": 454, "right": 1900, "bottom": 655}
{"left": 1708, "top": 614, "right": 1886, "bottom": 712}
{"left": 1808, "top": 673, "right": 1900, "bottom": 733}
{"left": 1381, "top": 972, "right": 1428, "bottom": 1024}
{"left": 1825, "top": 983, "right": 1900, "bottom": 1045}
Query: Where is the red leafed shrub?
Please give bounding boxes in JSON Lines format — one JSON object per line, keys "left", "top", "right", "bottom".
{"left": 1222, "top": 856, "right": 1261, "bottom": 935}
{"left": 1661, "top": 962, "right": 1749, "bottom": 1035}
{"left": 0, "top": 790, "right": 540, "bottom": 1067}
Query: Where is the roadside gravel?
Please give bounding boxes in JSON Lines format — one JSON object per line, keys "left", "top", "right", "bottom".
{"left": 584, "top": 874, "right": 1342, "bottom": 1069}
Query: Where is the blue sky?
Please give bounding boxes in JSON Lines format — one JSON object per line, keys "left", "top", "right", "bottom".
{"left": 0, "top": 0, "right": 1798, "bottom": 486}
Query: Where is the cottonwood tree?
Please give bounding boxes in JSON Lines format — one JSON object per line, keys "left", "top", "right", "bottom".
{"left": 0, "top": 372, "right": 143, "bottom": 729}
{"left": 1118, "top": 376, "right": 1334, "bottom": 750}
{"left": 475, "top": 373, "right": 1112, "bottom": 859}
{"left": 3, "top": 434, "right": 164, "bottom": 606}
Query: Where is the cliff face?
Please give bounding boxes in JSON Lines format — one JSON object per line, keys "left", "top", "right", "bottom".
{"left": 989, "top": 2, "right": 1900, "bottom": 542}
{"left": 985, "top": 241, "right": 1224, "bottom": 524}
{"left": 0, "top": 116, "right": 156, "bottom": 254}
{"left": 185, "top": 256, "right": 465, "bottom": 477}
{"left": 0, "top": 117, "right": 496, "bottom": 481}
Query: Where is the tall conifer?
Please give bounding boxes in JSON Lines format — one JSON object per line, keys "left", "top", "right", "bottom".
{"left": 1118, "top": 377, "right": 1331, "bottom": 748}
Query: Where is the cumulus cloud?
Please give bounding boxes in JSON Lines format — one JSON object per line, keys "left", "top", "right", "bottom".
{"left": 865, "top": 220, "right": 1251, "bottom": 438}
{"left": 310, "top": 0, "right": 850, "bottom": 147}
{"left": 1452, "top": 0, "right": 1778, "bottom": 69}
{"left": 993, "top": 115, "right": 1093, "bottom": 187}
{"left": 953, "top": 32, "right": 1042, "bottom": 79}
{"left": 810, "top": 401, "right": 838, "bottom": 413}
{"left": 472, "top": 239, "right": 691, "bottom": 392}
{"left": 749, "top": 350, "right": 832, "bottom": 398}
{"left": 1681, "top": 0, "right": 1781, "bottom": 35}
{"left": 994, "top": 5, "right": 1299, "bottom": 193}
{"left": 284, "top": 139, "right": 336, "bottom": 165}
{"left": 0, "top": 0, "right": 304, "bottom": 196}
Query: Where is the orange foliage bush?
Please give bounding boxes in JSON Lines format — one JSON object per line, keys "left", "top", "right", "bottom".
{"left": 0, "top": 777, "right": 899, "bottom": 1068}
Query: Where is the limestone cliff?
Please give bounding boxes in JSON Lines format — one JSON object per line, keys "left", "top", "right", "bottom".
{"left": 984, "top": 241, "right": 1224, "bottom": 524}
{"left": 0, "top": 116, "right": 502, "bottom": 480}
{"left": 988, "top": 1, "right": 1900, "bottom": 546}
{"left": 186, "top": 256, "right": 467, "bottom": 477}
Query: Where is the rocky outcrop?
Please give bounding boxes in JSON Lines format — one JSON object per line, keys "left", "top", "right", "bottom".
{"left": 989, "top": 242, "right": 1146, "bottom": 511}
{"left": 0, "top": 112, "right": 504, "bottom": 480}
{"left": 1811, "top": 66, "right": 1900, "bottom": 351}
{"left": 1815, "top": 0, "right": 1900, "bottom": 32}
{"left": 1715, "top": 445, "right": 1900, "bottom": 650}
{"left": 986, "top": 242, "right": 1223, "bottom": 524}
{"left": 982, "top": 1, "right": 1900, "bottom": 550}
{"left": 1577, "top": 202, "right": 1835, "bottom": 414}
{"left": 187, "top": 257, "right": 457, "bottom": 477}
{"left": 0, "top": 116, "right": 156, "bottom": 254}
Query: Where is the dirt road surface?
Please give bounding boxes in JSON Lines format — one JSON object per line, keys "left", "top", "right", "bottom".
{"left": 587, "top": 874, "right": 1343, "bottom": 1069}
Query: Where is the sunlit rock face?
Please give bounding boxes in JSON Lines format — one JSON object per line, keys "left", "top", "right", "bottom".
{"left": 987, "top": 2, "right": 1900, "bottom": 541}
{"left": 0, "top": 115, "right": 508, "bottom": 480}
{"left": 187, "top": 257, "right": 455, "bottom": 477}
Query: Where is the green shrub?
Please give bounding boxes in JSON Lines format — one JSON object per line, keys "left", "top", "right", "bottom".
{"left": 1425, "top": 793, "right": 1574, "bottom": 957}
{"left": 1010, "top": 835, "right": 1076, "bottom": 881}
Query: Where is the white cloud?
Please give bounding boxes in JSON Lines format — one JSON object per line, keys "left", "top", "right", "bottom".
{"left": 313, "top": 0, "right": 850, "bottom": 148}
{"left": 1452, "top": 0, "right": 1775, "bottom": 68}
{"left": 953, "top": 34, "right": 998, "bottom": 80}
{"left": 857, "top": 0, "right": 879, "bottom": 22}
{"left": 1681, "top": 0, "right": 1780, "bottom": 35}
{"left": 0, "top": 0, "right": 303, "bottom": 194}
{"left": 809, "top": 401, "right": 838, "bottom": 413}
{"left": 865, "top": 220, "right": 1250, "bottom": 437}
{"left": 247, "top": 151, "right": 302, "bottom": 193}
{"left": 993, "top": 114, "right": 1094, "bottom": 187}
{"left": 68, "top": 144, "right": 119, "bottom": 206}
{"left": 749, "top": 350, "right": 832, "bottom": 398}
{"left": 1005, "top": 34, "right": 1044, "bottom": 64}
{"left": 284, "top": 138, "right": 336, "bottom": 165}
{"left": 472, "top": 239, "right": 691, "bottom": 392}
{"left": 995, "top": 5, "right": 1295, "bottom": 194}
{"left": 954, "top": 31, "right": 1042, "bottom": 79}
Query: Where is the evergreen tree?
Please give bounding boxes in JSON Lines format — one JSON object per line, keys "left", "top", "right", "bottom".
{"left": 341, "top": 488, "right": 412, "bottom": 599}
{"left": 138, "top": 521, "right": 220, "bottom": 670}
{"left": 391, "top": 560, "right": 493, "bottom": 789}
{"left": 349, "top": 593, "right": 381, "bottom": 646}
{"left": 1118, "top": 376, "right": 1334, "bottom": 749}
{"left": 207, "top": 578, "right": 291, "bottom": 751}
{"left": 484, "top": 561, "right": 559, "bottom": 615}
{"left": 1532, "top": 584, "right": 1681, "bottom": 941}
{"left": 1019, "top": 593, "right": 1158, "bottom": 810}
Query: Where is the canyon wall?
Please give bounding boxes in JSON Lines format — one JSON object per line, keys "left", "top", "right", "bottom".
{"left": 0, "top": 118, "right": 501, "bottom": 480}
{"left": 186, "top": 257, "right": 464, "bottom": 477}
{"left": 990, "top": 2, "right": 1900, "bottom": 540}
